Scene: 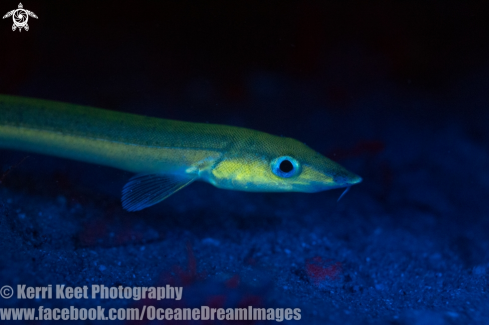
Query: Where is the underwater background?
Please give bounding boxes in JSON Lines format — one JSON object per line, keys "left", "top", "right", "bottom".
{"left": 1, "top": 1, "right": 489, "bottom": 324}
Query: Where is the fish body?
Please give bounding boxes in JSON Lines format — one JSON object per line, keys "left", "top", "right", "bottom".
{"left": 0, "top": 95, "right": 361, "bottom": 211}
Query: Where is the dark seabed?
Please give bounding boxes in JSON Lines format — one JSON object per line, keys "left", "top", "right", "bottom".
{"left": 1, "top": 1, "right": 489, "bottom": 324}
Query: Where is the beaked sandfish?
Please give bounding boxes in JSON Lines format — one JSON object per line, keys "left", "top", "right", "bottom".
{"left": 0, "top": 95, "right": 361, "bottom": 211}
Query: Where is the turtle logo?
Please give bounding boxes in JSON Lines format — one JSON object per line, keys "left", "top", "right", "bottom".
{"left": 3, "top": 3, "right": 38, "bottom": 32}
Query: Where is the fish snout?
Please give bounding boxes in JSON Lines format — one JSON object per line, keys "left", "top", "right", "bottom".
{"left": 333, "top": 172, "right": 362, "bottom": 187}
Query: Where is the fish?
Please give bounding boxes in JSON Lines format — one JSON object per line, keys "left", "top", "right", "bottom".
{"left": 0, "top": 94, "right": 362, "bottom": 211}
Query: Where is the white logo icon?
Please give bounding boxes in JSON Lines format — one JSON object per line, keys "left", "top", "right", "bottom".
{"left": 3, "top": 3, "right": 38, "bottom": 32}
{"left": 0, "top": 286, "right": 13, "bottom": 299}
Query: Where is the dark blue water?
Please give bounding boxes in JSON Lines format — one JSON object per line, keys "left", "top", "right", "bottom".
{"left": 1, "top": 2, "right": 488, "bottom": 324}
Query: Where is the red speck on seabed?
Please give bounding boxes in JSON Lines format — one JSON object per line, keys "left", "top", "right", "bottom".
{"left": 306, "top": 257, "right": 343, "bottom": 289}
{"left": 225, "top": 275, "right": 240, "bottom": 289}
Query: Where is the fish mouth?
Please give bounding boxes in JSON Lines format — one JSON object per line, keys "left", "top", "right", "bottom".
{"left": 333, "top": 172, "right": 362, "bottom": 188}
{"left": 347, "top": 174, "right": 362, "bottom": 185}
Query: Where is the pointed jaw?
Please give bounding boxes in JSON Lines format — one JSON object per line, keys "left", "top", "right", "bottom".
{"left": 332, "top": 170, "right": 362, "bottom": 189}
{"left": 346, "top": 174, "right": 362, "bottom": 186}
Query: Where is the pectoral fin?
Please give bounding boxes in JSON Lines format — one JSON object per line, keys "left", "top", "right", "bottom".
{"left": 122, "top": 173, "right": 196, "bottom": 211}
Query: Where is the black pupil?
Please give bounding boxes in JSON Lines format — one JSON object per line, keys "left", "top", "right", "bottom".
{"left": 279, "top": 160, "right": 294, "bottom": 173}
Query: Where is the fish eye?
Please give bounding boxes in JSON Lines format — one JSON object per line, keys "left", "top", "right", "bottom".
{"left": 271, "top": 156, "right": 301, "bottom": 178}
